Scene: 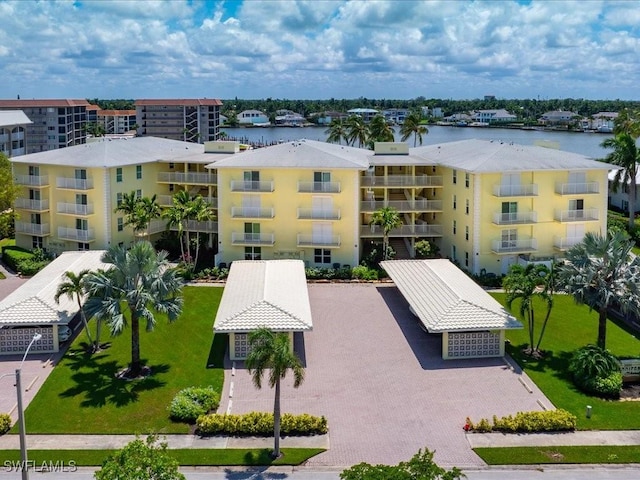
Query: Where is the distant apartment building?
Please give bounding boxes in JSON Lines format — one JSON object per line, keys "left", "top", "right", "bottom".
{"left": 238, "top": 110, "right": 270, "bottom": 125}
{"left": 347, "top": 108, "right": 379, "bottom": 123}
{"left": 98, "top": 110, "right": 137, "bottom": 134}
{"left": 0, "top": 99, "right": 90, "bottom": 153}
{"left": 471, "top": 109, "right": 517, "bottom": 124}
{"left": 86, "top": 104, "right": 100, "bottom": 124}
{"left": 135, "top": 99, "right": 222, "bottom": 143}
{"left": 382, "top": 108, "right": 409, "bottom": 124}
{"left": 0, "top": 110, "right": 32, "bottom": 157}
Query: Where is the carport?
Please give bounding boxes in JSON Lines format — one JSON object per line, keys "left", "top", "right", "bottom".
{"left": 0, "top": 250, "right": 107, "bottom": 355}
{"left": 381, "top": 259, "right": 522, "bottom": 359}
{"left": 213, "top": 259, "right": 312, "bottom": 360}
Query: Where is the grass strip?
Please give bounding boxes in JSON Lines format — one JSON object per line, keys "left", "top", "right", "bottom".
{"left": 474, "top": 446, "right": 640, "bottom": 465}
{"left": 0, "top": 448, "right": 325, "bottom": 466}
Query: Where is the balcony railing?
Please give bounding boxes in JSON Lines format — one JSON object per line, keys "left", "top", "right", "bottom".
{"left": 360, "top": 199, "right": 442, "bottom": 212}
{"left": 491, "top": 238, "right": 537, "bottom": 254}
{"left": 14, "top": 198, "right": 49, "bottom": 211}
{"left": 554, "top": 208, "right": 599, "bottom": 222}
{"left": 230, "top": 180, "right": 274, "bottom": 192}
{"left": 14, "top": 174, "right": 49, "bottom": 187}
{"left": 297, "top": 234, "right": 341, "bottom": 247}
{"left": 492, "top": 184, "right": 538, "bottom": 197}
{"left": 231, "top": 207, "right": 274, "bottom": 219}
{"left": 297, "top": 208, "right": 341, "bottom": 220}
{"left": 58, "top": 227, "right": 96, "bottom": 242}
{"left": 157, "top": 172, "right": 217, "bottom": 185}
{"left": 553, "top": 236, "right": 584, "bottom": 250}
{"left": 57, "top": 202, "right": 95, "bottom": 215}
{"left": 555, "top": 182, "right": 599, "bottom": 195}
{"left": 360, "top": 175, "right": 443, "bottom": 187}
{"left": 492, "top": 211, "right": 537, "bottom": 225}
{"left": 297, "top": 181, "right": 341, "bottom": 193}
{"left": 231, "top": 232, "right": 275, "bottom": 246}
{"left": 157, "top": 195, "right": 217, "bottom": 208}
{"left": 56, "top": 177, "right": 94, "bottom": 190}
{"left": 360, "top": 224, "right": 443, "bottom": 237}
{"left": 15, "top": 222, "right": 50, "bottom": 236}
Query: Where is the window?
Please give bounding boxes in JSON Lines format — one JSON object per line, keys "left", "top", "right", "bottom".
{"left": 136, "top": 189, "right": 142, "bottom": 199}
{"left": 28, "top": 165, "right": 39, "bottom": 176}
{"left": 244, "top": 246, "right": 261, "bottom": 260}
{"left": 116, "top": 168, "right": 123, "bottom": 182}
{"left": 452, "top": 169, "right": 457, "bottom": 184}
{"left": 78, "top": 243, "right": 90, "bottom": 251}
{"left": 465, "top": 199, "right": 469, "bottom": 215}
{"left": 501, "top": 229, "right": 517, "bottom": 249}
{"left": 116, "top": 192, "right": 123, "bottom": 206}
{"left": 169, "top": 184, "right": 175, "bottom": 192}
{"left": 136, "top": 165, "right": 142, "bottom": 180}
{"left": 451, "top": 245, "right": 457, "bottom": 261}
{"left": 75, "top": 169, "right": 87, "bottom": 180}
{"left": 313, "top": 171, "right": 331, "bottom": 192}
{"left": 117, "top": 217, "right": 124, "bottom": 232}
{"left": 569, "top": 198, "right": 584, "bottom": 219}
{"left": 465, "top": 226, "right": 469, "bottom": 241}
{"left": 244, "top": 222, "right": 260, "bottom": 241}
{"left": 465, "top": 252, "right": 469, "bottom": 267}
{"left": 32, "top": 236, "right": 43, "bottom": 249}
{"left": 169, "top": 162, "right": 175, "bottom": 169}
{"left": 76, "top": 219, "right": 88, "bottom": 230}
{"left": 244, "top": 171, "right": 260, "bottom": 189}
{"left": 453, "top": 220, "right": 457, "bottom": 235}
{"left": 452, "top": 195, "right": 457, "bottom": 210}
{"left": 465, "top": 173, "right": 470, "bottom": 188}
{"left": 314, "top": 248, "right": 331, "bottom": 264}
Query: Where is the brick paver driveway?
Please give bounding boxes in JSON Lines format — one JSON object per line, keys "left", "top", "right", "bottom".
{"left": 220, "top": 283, "right": 553, "bottom": 469}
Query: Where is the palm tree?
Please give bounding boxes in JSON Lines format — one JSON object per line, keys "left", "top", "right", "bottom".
{"left": 162, "top": 190, "right": 191, "bottom": 262}
{"left": 190, "top": 195, "right": 215, "bottom": 267}
{"left": 503, "top": 264, "right": 554, "bottom": 356}
{"left": 345, "top": 115, "right": 368, "bottom": 148}
{"left": 601, "top": 133, "right": 640, "bottom": 230}
{"left": 137, "top": 194, "right": 162, "bottom": 240}
{"left": 367, "top": 115, "right": 395, "bottom": 149}
{"left": 369, "top": 206, "right": 402, "bottom": 260}
{"left": 245, "top": 327, "right": 305, "bottom": 459}
{"left": 83, "top": 242, "right": 183, "bottom": 377}
{"left": 115, "top": 192, "right": 162, "bottom": 240}
{"left": 115, "top": 191, "right": 139, "bottom": 240}
{"left": 400, "top": 112, "right": 429, "bottom": 147}
{"left": 557, "top": 230, "right": 640, "bottom": 349}
{"left": 614, "top": 108, "right": 640, "bottom": 138}
{"left": 325, "top": 118, "right": 347, "bottom": 144}
{"left": 54, "top": 270, "right": 94, "bottom": 352}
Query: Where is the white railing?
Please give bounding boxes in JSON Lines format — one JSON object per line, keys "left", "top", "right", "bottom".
{"left": 555, "top": 182, "right": 599, "bottom": 195}
{"left": 360, "top": 175, "right": 443, "bottom": 187}
{"left": 58, "top": 227, "right": 95, "bottom": 242}
{"left": 491, "top": 238, "right": 537, "bottom": 253}
{"left": 297, "top": 234, "right": 341, "bottom": 247}
{"left": 492, "top": 211, "right": 537, "bottom": 224}
{"left": 56, "top": 177, "right": 94, "bottom": 190}
{"left": 14, "top": 198, "right": 49, "bottom": 211}
{"left": 492, "top": 184, "right": 538, "bottom": 196}
{"left": 15, "top": 222, "right": 50, "bottom": 236}
{"left": 361, "top": 224, "right": 443, "bottom": 237}
{"left": 231, "top": 207, "right": 274, "bottom": 219}
{"left": 14, "top": 174, "right": 49, "bottom": 186}
{"left": 230, "top": 180, "right": 274, "bottom": 192}
{"left": 297, "top": 181, "right": 341, "bottom": 193}
{"left": 231, "top": 232, "right": 275, "bottom": 245}
{"left": 360, "top": 199, "right": 442, "bottom": 212}
{"left": 157, "top": 172, "right": 217, "bottom": 184}
{"left": 554, "top": 208, "right": 599, "bottom": 222}
{"left": 553, "top": 236, "right": 584, "bottom": 250}
{"left": 158, "top": 195, "right": 217, "bottom": 208}
{"left": 297, "top": 208, "right": 341, "bottom": 220}
{"left": 57, "top": 202, "right": 94, "bottom": 215}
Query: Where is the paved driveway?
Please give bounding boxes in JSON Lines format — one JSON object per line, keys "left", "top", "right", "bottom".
{"left": 220, "top": 283, "right": 553, "bottom": 469}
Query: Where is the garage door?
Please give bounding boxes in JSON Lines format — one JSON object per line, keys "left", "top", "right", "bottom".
{"left": 0, "top": 327, "right": 55, "bottom": 355}
{"left": 445, "top": 331, "right": 502, "bottom": 359}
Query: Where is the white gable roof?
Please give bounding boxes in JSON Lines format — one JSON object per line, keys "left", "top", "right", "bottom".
{"left": 381, "top": 259, "right": 522, "bottom": 332}
{"left": 0, "top": 110, "right": 32, "bottom": 127}
{"left": 0, "top": 251, "right": 108, "bottom": 326}
{"left": 213, "top": 260, "right": 312, "bottom": 332}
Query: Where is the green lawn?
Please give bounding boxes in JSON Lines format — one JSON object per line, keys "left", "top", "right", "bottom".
{"left": 491, "top": 293, "right": 640, "bottom": 430}
{"left": 24, "top": 286, "right": 226, "bottom": 434}
{"left": 474, "top": 446, "right": 640, "bottom": 465}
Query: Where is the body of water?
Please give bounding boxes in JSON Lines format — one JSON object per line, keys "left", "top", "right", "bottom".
{"left": 222, "top": 125, "right": 613, "bottom": 159}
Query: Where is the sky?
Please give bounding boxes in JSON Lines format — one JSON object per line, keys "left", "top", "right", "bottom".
{"left": 1, "top": 0, "right": 639, "bottom": 101}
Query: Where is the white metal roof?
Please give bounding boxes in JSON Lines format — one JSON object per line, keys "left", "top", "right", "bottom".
{"left": 213, "top": 260, "right": 313, "bottom": 333}
{"left": 0, "top": 110, "right": 32, "bottom": 127}
{"left": 0, "top": 251, "right": 108, "bottom": 326}
{"left": 380, "top": 259, "right": 522, "bottom": 333}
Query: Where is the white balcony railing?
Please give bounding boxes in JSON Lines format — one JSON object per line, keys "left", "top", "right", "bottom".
{"left": 57, "top": 202, "right": 95, "bottom": 215}
{"left": 231, "top": 207, "right": 274, "bottom": 219}
{"left": 492, "top": 184, "right": 538, "bottom": 196}
{"left": 15, "top": 222, "right": 50, "bottom": 236}
{"left": 361, "top": 224, "right": 444, "bottom": 237}
{"left": 297, "top": 181, "right": 341, "bottom": 193}
{"left": 554, "top": 208, "right": 599, "bottom": 222}
{"left": 297, "top": 208, "right": 341, "bottom": 220}
{"left": 14, "top": 198, "right": 49, "bottom": 211}
{"left": 553, "top": 236, "right": 584, "bottom": 250}
{"left": 230, "top": 180, "right": 274, "bottom": 192}
{"left": 297, "top": 234, "right": 341, "bottom": 247}
{"left": 360, "top": 199, "right": 442, "bottom": 212}
{"left": 157, "top": 195, "right": 217, "bottom": 208}
{"left": 231, "top": 232, "right": 275, "bottom": 245}
{"left": 555, "top": 182, "right": 599, "bottom": 195}
{"left": 492, "top": 211, "right": 537, "bottom": 225}
{"left": 14, "top": 174, "right": 49, "bottom": 187}
{"left": 491, "top": 238, "right": 537, "bottom": 253}
{"left": 360, "top": 175, "right": 443, "bottom": 187}
{"left": 157, "top": 172, "right": 217, "bottom": 184}
{"left": 56, "top": 177, "right": 94, "bottom": 190}
{"left": 58, "top": 227, "right": 96, "bottom": 242}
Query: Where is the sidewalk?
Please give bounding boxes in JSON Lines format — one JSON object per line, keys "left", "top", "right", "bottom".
{"left": 467, "top": 430, "right": 640, "bottom": 448}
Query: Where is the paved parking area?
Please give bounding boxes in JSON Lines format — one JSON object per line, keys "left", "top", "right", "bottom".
{"left": 220, "top": 283, "right": 553, "bottom": 469}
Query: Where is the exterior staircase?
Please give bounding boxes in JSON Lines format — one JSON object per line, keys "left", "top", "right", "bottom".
{"left": 389, "top": 238, "right": 412, "bottom": 259}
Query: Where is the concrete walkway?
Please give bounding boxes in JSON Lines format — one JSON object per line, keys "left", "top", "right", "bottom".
{"left": 467, "top": 430, "right": 640, "bottom": 448}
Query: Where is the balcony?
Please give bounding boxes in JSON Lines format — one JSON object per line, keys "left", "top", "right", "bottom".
{"left": 14, "top": 174, "right": 49, "bottom": 187}
{"left": 297, "top": 234, "right": 341, "bottom": 248}
{"left": 230, "top": 180, "right": 274, "bottom": 193}
{"left": 554, "top": 209, "right": 599, "bottom": 222}
{"left": 491, "top": 238, "right": 538, "bottom": 254}
{"left": 14, "top": 198, "right": 49, "bottom": 211}
{"left": 158, "top": 195, "right": 217, "bottom": 208}
{"left": 15, "top": 222, "right": 50, "bottom": 236}
{"left": 492, "top": 211, "right": 537, "bottom": 225}
{"left": 157, "top": 172, "right": 217, "bottom": 185}
{"left": 360, "top": 223, "right": 443, "bottom": 237}
{"left": 57, "top": 202, "right": 95, "bottom": 216}
{"left": 492, "top": 184, "right": 538, "bottom": 197}
{"left": 231, "top": 232, "right": 275, "bottom": 246}
{"left": 231, "top": 207, "right": 274, "bottom": 219}
{"left": 169, "top": 220, "right": 217, "bottom": 233}
{"left": 553, "top": 236, "right": 584, "bottom": 251}
{"left": 297, "top": 208, "right": 341, "bottom": 220}
{"left": 360, "top": 199, "right": 442, "bottom": 212}
{"left": 56, "top": 177, "right": 94, "bottom": 190}
{"left": 136, "top": 219, "right": 167, "bottom": 236}
{"left": 360, "top": 175, "right": 443, "bottom": 188}
{"left": 297, "top": 181, "right": 341, "bottom": 193}
{"left": 555, "top": 182, "right": 599, "bottom": 195}
{"left": 58, "top": 227, "right": 96, "bottom": 242}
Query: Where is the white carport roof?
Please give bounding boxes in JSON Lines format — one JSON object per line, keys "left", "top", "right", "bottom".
{"left": 213, "top": 260, "right": 312, "bottom": 333}
{"left": 0, "top": 251, "right": 108, "bottom": 326}
{"left": 380, "top": 259, "right": 522, "bottom": 333}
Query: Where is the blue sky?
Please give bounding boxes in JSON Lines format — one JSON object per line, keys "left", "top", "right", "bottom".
{"left": 1, "top": 0, "right": 639, "bottom": 100}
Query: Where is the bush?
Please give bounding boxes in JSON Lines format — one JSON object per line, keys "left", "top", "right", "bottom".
{"left": 351, "top": 265, "right": 379, "bottom": 281}
{"left": 570, "top": 345, "right": 622, "bottom": 398}
{"left": 466, "top": 409, "right": 576, "bottom": 433}
{"left": 0, "top": 413, "right": 11, "bottom": 435}
{"left": 17, "top": 259, "right": 50, "bottom": 276}
{"left": 2, "top": 245, "right": 33, "bottom": 272}
{"left": 169, "top": 386, "right": 219, "bottom": 423}
{"left": 584, "top": 372, "right": 623, "bottom": 399}
{"left": 196, "top": 411, "right": 328, "bottom": 436}
{"left": 1, "top": 246, "right": 50, "bottom": 276}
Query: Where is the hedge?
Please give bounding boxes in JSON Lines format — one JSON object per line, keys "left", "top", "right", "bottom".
{"left": 0, "top": 413, "right": 11, "bottom": 435}
{"left": 168, "top": 386, "right": 220, "bottom": 423}
{"left": 2, "top": 246, "right": 34, "bottom": 272}
{"left": 196, "top": 412, "right": 328, "bottom": 436}
{"left": 465, "top": 409, "right": 577, "bottom": 433}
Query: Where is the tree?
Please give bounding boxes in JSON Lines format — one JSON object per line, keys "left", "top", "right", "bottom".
{"left": 557, "top": 230, "right": 640, "bottom": 349}
{"left": 84, "top": 122, "right": 105, "bottom": 137}
{"left": 83, "top": 242, "right": 183, "bottom": 377}
{"left": 94, "top": 434, "right": 185, "bottom": 480}
{"left": 54, "top": 270, "right": 95, "bottom": 352}
{"left": 400, "top": 112, "right": 429, "bottom": 147}
{"left": 367, "top": 114, "right": 395, "bottom": 148}
{"left": 345, "top": 114, "right": 368, "bottom": 148}
{"left": 162, "top": 190, "right": 191, "bottom": 262}
{"left": 245, "top": 327, "right": 305, "bottom": 459}
{"left": 340, "top": 448, "right": 463, "bottom": 480}
{"left": 0, "top": 152, "right": 20, "bottom": 238}
{"left": 190, "top": 195, "right": 215, "bottom": 267}
{"left": 503, "top": 264, "right": 554, "bottom": 356}
{"left": 325, "top": 118, "right": 348, "bottom": 144}
{"left": 369, "top": 206, "right": 402, "bottom": 260}
{"left": 115, "top": 192, "right": 162, "bottom": 241}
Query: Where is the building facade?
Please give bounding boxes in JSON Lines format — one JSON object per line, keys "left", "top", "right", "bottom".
{"left": 98, "top": 109, "right": 137, "bottom": 134}
{"left": 0, "top": 110, "right": 32, "bottom": 157}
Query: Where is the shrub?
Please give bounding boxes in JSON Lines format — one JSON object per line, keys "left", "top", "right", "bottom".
{"left": 570, "top": 345, "right": 622, "bottom": 398}
{"left": 2, "top": 245, "right": 34, "bottom": 272}
{"left": 466, "top": 409, "right": 576, "bottom": 433}
{"left": 585, "top": 372, "right": 623, "bottom": 399}
{"left": 0, "top": 413, "right": 11, "bottom": 435}
{"left": 196, "top": 412, "right": 328, "bottom": 436}
{"left": 169, "top": 386, "right": 219, "bottom": 423}
{"left": 17, "top": 259, "right": 49, "bottom": 276}
{"left": 351, "top": 265, "right": 379, "bottom": 281}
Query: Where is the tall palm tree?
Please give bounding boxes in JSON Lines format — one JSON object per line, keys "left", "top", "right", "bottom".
{"left": 369, "top": 206, "right": 402, "bottom": 260}
{"left": 54, "top": 270, "right": 94, "bottom": 352}
{"left": 245, "top": 327, "right": 305, "bottom": 459}
{"left": 324, "top": 118, "right": 347, "bottom": 144}
{"left": 367, "top": 115, "right": 395, "bottom": 149}
{"left": 400, "top": 112, "right": 429, "bottom": 147}
{"left": 190, "top": 195, "right": 215, "bottom": 268}
{"left": 83, "top": 242, "right": 183, "bottom": 377}
{"left": 557, "top": 230, "right": 640, "bottom": 349}
{"left": 601, "top": 133, "right": 640, "bottom": 230}
{"left": 614, "top": 108, "right": 640, "bottom": 138}
{"left": 345, "top": 115, "right": 368, "bottom": 148}
{"left": 162, "top": 190, "right": 191, "bottom": 262}
{"left": 136, "top": 194, "right": 162, "bottom": 241}
{"left": 114, "top": 191, "right": 140, "bottom": 240}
